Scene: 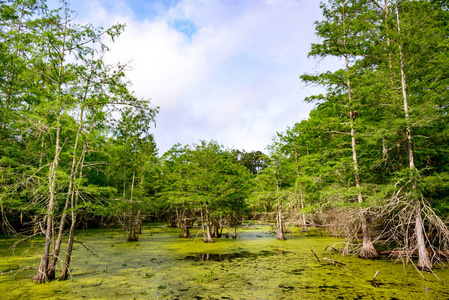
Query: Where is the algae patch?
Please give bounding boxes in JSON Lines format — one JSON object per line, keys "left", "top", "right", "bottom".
{"left": 0, "top": 223, "right": 448, "bottom": 299}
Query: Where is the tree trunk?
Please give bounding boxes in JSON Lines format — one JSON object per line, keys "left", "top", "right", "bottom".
{"left": 359, "top": 217, "right": 378, "bottom": 259}
{"left": 182, "top": 211, "right": 190, "bottom": 238}
{"left": 59, "top": 197, "right": 76, "bottom": 281}
{"left": 33, "top": 116, "right": 61, "bottom": 283}
{"left": 47, "top": 198, "right": 69, "bottom": 280}
{"left": 395, "top": 4, "right": 430, "bottom": 269}
{"left": 276, "top": 208, "right": 286, "bottom": 240}
{"left": 135, "top": 209, "right": 142, "bottom": 235}
{"left": 415, "top": 202, "right": 431, "bottom": 271}
{"left": 48, "top": 104, "right": 86, "bottom": 279}
{"left": 35, "top": 15, "right": 69, "bottom": 282}
{"left": 204, "top": 205, "right": 214, "bottom": 243}
{"left": 200, "top": 208, "right": 207, "bottom": 243}
{"left": 127, "top": 169, "right": 138, "bottom": 242}
{"left": 59, "top": 139, "right": 86, "bottom": 280}
{"left": 300, "top": 190, "right": 308, "bottom": 233}
{"left": 343, "top": 32, "right": 377, "bottom": 257}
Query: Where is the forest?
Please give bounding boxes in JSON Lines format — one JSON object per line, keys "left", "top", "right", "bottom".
{"left": 0, "top": 0, "right": 448, "bottom": 290}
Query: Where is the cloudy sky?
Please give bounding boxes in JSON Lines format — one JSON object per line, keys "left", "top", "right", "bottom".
{"left": 49, "top": 0, "right": 336, "bottom": 154}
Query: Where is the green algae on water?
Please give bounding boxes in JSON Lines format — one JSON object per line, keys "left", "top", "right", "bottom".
{"left": 1, "top": 223, "right": 448, "bottom": 299}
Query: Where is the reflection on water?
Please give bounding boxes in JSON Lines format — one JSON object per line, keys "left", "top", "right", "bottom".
{"left": 185, "top": 250, "right": 292, "bottom": 262}
{"left": 1, "top": 223, "right": 448, "bottom": 299}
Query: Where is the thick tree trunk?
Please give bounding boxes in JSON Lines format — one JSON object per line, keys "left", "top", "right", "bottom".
{"left": 276, "top": 208, "right": 286, "bottom": 240}
{"left": 415, "top": 203, "right": 431, "bottom": 271}
{"left": 183, "top": 225, "right": 190, "bottom": 238}
{"left": 359, "top": 217, "right": 378, "bottom": 259}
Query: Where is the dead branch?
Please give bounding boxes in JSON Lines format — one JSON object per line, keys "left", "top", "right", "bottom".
{"left": 322, "top": 257, "right": 345, "bottom": 266}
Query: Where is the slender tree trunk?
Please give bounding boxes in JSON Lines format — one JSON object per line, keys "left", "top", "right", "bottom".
{"left": 293, "top": 145, "right": 308, "bottom": 233}
{"left": 59, "top": 192, "right": 77, "bottom": 280}
{"left": 59, "top": 131, "right": 88, "bottom": 280}
{"left": 395, "top": 4, "right": 430, "bottom": 269}
{"left": 34, "top": 11, "right": 71, "bottom": 282}
{"left": 300, "top": 190, "right": 308, "bottom": 233}
{"left": 395, "top": 6, "right": 415, "bottom": 171}
{"left": 47, "top": 197, "right": 69, "bottom": 280}
{"left": 200, "top": 207, "right": 207, "bottom": 243}
{"left": 48, "top": 104, "right": 86, "bottom": 279}
{"left": 127, "top": 169, "right": 138, "bottom": 241}
{"left": 204, "top": 205, "right": 214, "bottom": 243}
{"left": 33, "top": 120, "right": 61, "bottom": 283}
{"left": 343, "top": 32, "right": 377, "bottom": 257}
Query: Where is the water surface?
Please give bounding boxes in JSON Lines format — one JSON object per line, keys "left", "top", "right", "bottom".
{"left": 1, "top": 223, "right": 448, "bottom": 299}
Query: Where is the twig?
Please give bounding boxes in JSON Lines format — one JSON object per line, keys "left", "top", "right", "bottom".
{"left": 193, "top": 227, "right": 203, "bottom": 242}
{"left": 373, "top": 270, "right": 379, "bottom": 281}
{"left": 0, "top": 266, "right": 34, "bottom": 276}
{"left": 311, "top": 249, "right": 320, "bottom": 260}
{"left": 74, "top": 240, "right": 99, "bottom": 257}
{"left": 250, "top": 222, "right": 260, "bottom": 230}
{"left": 243, "top": 215, "right": 258, "bottom": 230}
{"left": 325, "top": 244, "right": 338, "bottom": 252}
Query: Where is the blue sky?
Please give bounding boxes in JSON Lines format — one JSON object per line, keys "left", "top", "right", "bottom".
{"left": 48, "top": 0, "right": 336, "bottom": 154}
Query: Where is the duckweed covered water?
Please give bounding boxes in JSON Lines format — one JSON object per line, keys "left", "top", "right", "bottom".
{"left": 1, "top": 223, "right": 448, "bottom": 299}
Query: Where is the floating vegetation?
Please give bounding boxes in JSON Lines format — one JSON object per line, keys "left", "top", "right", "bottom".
{"left": 143, "top": 272, "right": 155, "bottom": 279}
{"left": 0, "top": 223, "right": 448, "bottom": 299}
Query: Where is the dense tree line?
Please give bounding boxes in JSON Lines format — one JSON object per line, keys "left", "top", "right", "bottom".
{"left": 0, "top": 0, "right": 158, "bottom": 282}
{"left": 0, "top": 0, "right": 448, "bottom": 283}
{"left": 295, "top": 0, "right": 449, "bottom": 270}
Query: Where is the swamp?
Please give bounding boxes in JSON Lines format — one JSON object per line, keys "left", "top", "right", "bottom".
{"left": 1, "top": 223, "right": 448, "bottom": 299}
{"left": 1, "top": 1, "right": 449, "bottom": 299}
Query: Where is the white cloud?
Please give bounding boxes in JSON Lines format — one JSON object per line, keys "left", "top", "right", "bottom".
{"left": 60, "top": 0, "right": 336, "bottom": 154}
